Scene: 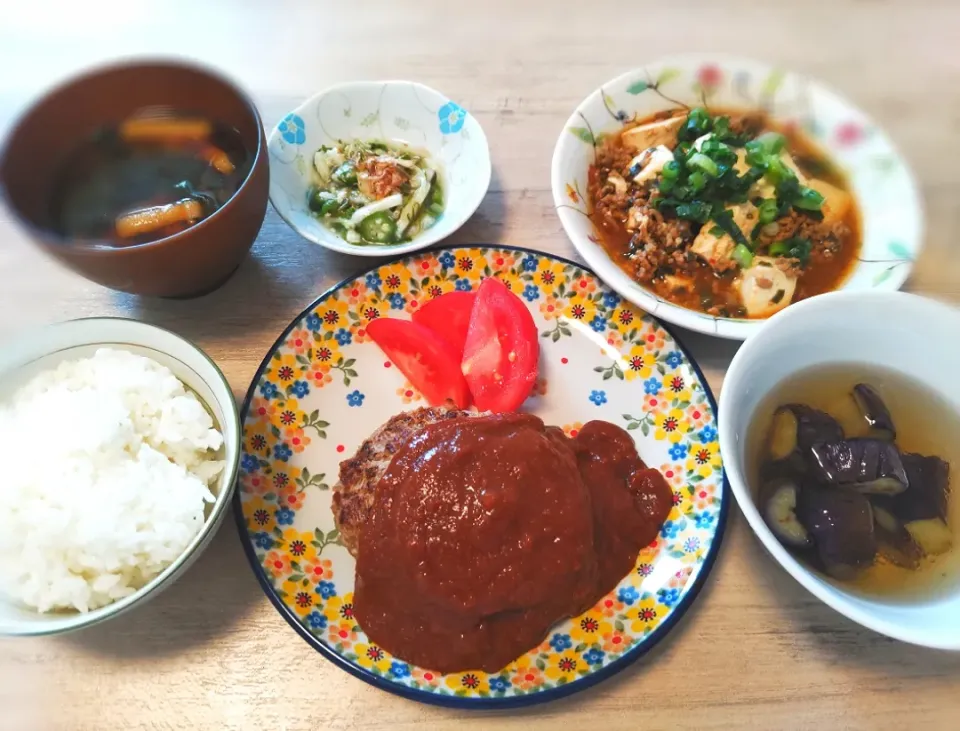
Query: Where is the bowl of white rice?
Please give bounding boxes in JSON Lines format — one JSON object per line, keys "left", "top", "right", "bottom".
{"left": 0, "top": 318, "right": 240, "bottom": 636}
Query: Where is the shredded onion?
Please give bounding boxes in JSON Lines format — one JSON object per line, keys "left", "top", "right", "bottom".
{"left": 347, "top": 194, "right": 403, "bottom": 227}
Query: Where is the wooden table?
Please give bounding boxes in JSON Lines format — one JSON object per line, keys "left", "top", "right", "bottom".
{"left": 2, "top": 1, "right": 959, "bottom": 729}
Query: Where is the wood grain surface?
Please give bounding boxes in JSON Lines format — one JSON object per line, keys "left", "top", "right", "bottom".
{"left": 2, "top": 1, "right": 959, "bottom": 729}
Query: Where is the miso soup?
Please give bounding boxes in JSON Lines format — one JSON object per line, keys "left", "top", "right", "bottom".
{"left": 747, "top": 363, "right": 960, "bottom": 601}
{"left": 50, "top": 112, "right": 250, "bottom": 246}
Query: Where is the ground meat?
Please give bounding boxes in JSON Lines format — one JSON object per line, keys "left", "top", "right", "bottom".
{"left": 623, "top": 206, "right": 695, "bottom": 281}
{"left": 591, "top": 141, "right": 645, "bottom": 216}
{"left": 755, "top": 209, "right": 850, "bottom": 262}
{"left": 596, "top": 137, "right": 638, "bottom": 173}
{"left": 590, "top": 139, "right": 697, "bottom": 284}
{"left": 771, "top": 256, "right": 803, "bottom": 276}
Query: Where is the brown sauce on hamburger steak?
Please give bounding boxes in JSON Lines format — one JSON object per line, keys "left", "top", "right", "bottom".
{"left": 351, "top": 412, "right": 672, "bottom": 673}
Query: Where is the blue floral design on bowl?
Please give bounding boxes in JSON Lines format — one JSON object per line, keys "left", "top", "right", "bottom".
{"left": 267, "top": 82, "right": 491, "bottom": 258}
{"left": 279, "top": 113, "right": 306, "bottom": 145}
{"left": 438, "top": 101, "right": 467, "bottom": 134}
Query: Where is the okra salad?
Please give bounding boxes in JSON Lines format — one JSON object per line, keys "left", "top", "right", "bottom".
{"left": 308, "top": 140, "right": 444, "bottom": 246}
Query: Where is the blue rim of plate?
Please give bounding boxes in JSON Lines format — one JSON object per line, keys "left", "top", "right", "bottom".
{"left": 232, "top": 243, "right": 730, "bottom": 708}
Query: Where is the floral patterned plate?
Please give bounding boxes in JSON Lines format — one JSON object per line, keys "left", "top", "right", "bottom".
{"left": 268, "top": 80, "right": 491, "bottom": 257}
{"left": 234, "top": 245, "right": 728, "bottom": 707}
{"left": 551, "top": 54, "right": 923, "bottom": 340}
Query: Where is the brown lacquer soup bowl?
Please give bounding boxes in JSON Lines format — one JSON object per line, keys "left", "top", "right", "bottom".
{"left": 0, "top": 59, "right": 269, "bottom": 298}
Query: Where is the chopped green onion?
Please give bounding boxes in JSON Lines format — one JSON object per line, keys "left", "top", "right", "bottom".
{"left": 688, "top": 107, "right": 711, "bottom": 126}
{"left": 710, "top": 115, "right": 749, "bottom": 146}
{"left": 769, "top": 241, "right": 789, "bottom": 256}
{"left": 763, "top": 157, "right": 795, "bottom": 186}
{"left": 675, "top": 201, "right": 713, "bottom": 223}
{"left": 716, "top": 149, "right": 738, "bottom": 168}
{"left": 661, "top": 160, "right": 681, "bottom": 180}
{"left": 687, "top": 152, "right": 719, "bottom": 177}
{"left": 712, "top": 116, "right": 731, "bottom": 139}
{"left": 700, "top": 138, "right": 738, "bottom": 166}
{"left": 688, "top": 171, "right": 708, "bottom": 192}
{"left": 712, "top": 208, "right": 748, "bottom": 247}
{"left": 769, "top": 236, "right": 813, "bottom": 266}
{"left": 755, "top": 132, "right": 786, "bottom": 155}
{"left": 672, "top": 184, "right": 692, "bottom": 201}
{"left": 793, "top": 186, "right": 826, "bottom": 211}
{"left": 732, "top": 243, "right": 754, "bottom": 268}
{"left": 679, "top": 107, "right": 712, "bottom": 141}
{"left": 757, "top": 198, "right": 779, "bottom": 225}
{"left": 745, "top": 147, "right": 768, "bottom": 168}
{"left": 740, "top": 167, "right": 764, "bottom": 187}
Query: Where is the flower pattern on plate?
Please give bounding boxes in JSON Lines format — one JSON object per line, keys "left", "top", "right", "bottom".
{"left": 236, "top": 246, "right": 725, "bottom": 705}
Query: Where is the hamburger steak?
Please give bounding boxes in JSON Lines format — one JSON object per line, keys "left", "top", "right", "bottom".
{"left": 332, "top": 406, "right": 473, "bottom": 556}
{"left": 331, "top": 408, "right": 674, "bottom": 672}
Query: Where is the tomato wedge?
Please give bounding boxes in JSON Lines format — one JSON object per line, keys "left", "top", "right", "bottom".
{"left": 461, "top": 277, "right": 539, "bottom": 412}
{"left": 367, "top": 318, "right": 471, "bottom": 409}
{"left": 411, "top": 291, "right": 476, "bottom": 356}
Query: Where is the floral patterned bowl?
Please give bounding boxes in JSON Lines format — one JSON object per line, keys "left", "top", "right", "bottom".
{"left": 551, "top": 54, "right": 923, "bottom": 340}
{"left": 268, "top": 81, "right": 491, "bottom": 256}
{"left": 234, "top": 245, "right": 729, "bottom": 707}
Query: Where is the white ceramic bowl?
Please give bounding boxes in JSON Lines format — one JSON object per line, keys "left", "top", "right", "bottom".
{"left": 719, "top": 291, "right": 960, "bottom": 649}
{"left": 551, "top": 54, "right": 923, "bottom": 340}
{"left": 0, "top": 318, "right": 240, "bottom": 636}
{"left": 268, "top": 80, "right": 492, "bottom": 256}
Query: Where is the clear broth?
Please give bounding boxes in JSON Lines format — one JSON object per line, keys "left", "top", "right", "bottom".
{"left": 748, "top": 363, "right": 960, "bottom": 602}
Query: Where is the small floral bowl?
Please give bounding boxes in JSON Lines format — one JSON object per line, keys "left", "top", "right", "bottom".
{"left": 268, "top": 81, "right": 491, "bottom": 257}
{"left": 551, "top": 54, "right": 923, "bottom": 340}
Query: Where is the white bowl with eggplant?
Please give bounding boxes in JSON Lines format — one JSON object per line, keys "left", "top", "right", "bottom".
{"left": 719, "top": 290, "right": 960, "bottom": 648}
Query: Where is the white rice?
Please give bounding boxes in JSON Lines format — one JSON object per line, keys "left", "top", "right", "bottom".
{"left": 0, "top": 348, "right": 224, "bottom": 613}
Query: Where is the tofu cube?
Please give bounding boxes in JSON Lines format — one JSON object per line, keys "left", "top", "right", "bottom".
{"left": 620, "top": 115, "right": 684, "bottom": 151}
{"left": 738, "top": 256, "right": 798, "bottom": 317}
{"left": 807, "top": 178, "right": 852, "bottom": 225}
{"left": 691, "top": 203, "right": 756, "bottom": 268}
